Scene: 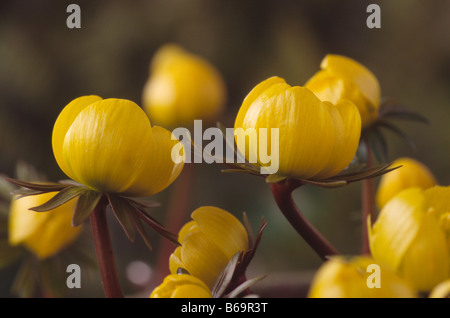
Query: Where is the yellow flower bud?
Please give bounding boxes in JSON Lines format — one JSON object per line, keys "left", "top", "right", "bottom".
{"left": 234, "top": 76, "right": 361, "bottom": 180}
{"left": 376, "top": 157, "right": 437, "bottom": 210}
{"left": 8, "top": 192, "right": 82, "bottom": 259}
{"left": 169, "top": 206, "right": 249, "bottom": 288}
{"left": 369, "top": 187, "right": 450, "bottom": 291}
{"left": 305, "top": 54, "right": 381, "bottom": 128}
{"left": 150, "top": 274, "right": 212, "bottom": 298}
{"left": 52, "top": 96, "right": 184, "bottom": 197}
{"left": 308, "top": 256, "right": 417, "bottom": 298}
{"left": 142, "top": 44, "right": 227, "bottom": 129}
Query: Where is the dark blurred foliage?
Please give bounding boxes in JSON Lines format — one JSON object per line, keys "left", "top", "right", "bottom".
{"left": 0, "top": 0, "right": 449, "bottom": 297}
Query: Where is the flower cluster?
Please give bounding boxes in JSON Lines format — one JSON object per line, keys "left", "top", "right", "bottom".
{"left": 2, "top": 43, "right": 445, "bottom": 300}
{"left": 308, "top": 158, "right": 450, "bottom": 297}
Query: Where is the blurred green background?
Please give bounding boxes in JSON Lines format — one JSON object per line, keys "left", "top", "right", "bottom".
{"left": 0, "top": 0, "right": 449, "bottom": 297}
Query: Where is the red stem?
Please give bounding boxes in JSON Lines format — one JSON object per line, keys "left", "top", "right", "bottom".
{"left": 90, "top": 198, "right": 124, "bottom": 298}
{"left": 270, "top": 179, "right": 339, "bottom": 261}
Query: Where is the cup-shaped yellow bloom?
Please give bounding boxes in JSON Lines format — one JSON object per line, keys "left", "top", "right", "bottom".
{"left": 369, "top": 186, "right": 450, "bottom": 292}
{"left": 305, "top": 54, "right": 381, "bottom": 128}
{"left": 169, "top": 206, "right": 249, "bottom": 288}
{"left": 150, "top": 273, "right": 212, "bottom": 298}
{"left": 308, "top": 256, "right": 417, "bottom": 298}
{"left": 376, "top": 157, "right": 437, "bottom": 210}
{"left": 142, "top": 44, "right": 226, "bottom": 129}
{"left": 52, "top": 96, "right": 184, "bottom": 197}
{"left": 234, "top": 76, "right": 361, "bottom": 180}
{"left": 8, "top": 192, "right": 81, "bottom": 259}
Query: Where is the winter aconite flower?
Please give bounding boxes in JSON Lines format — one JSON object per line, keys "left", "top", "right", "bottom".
{"left": 8, "top": 192, "right": 81, "bottom": 259}
{"left": 234, "top": 76, "right": 361, "bottom": 180}
{"left": 369, "top": 186, "right": 450, "bottom": 291}
{"left": 150, "top": 274, "right": 212, "bottom": 298}
{"left": 142, "top": 44, "right": 226, "bottom": 128}
{"left": 169, "top": 206, "right": 249, "bottom": 288}
{"left": 305, "top": 54, "right": 381, "bottom": 128}
{"left": 52, "top": 95, "right": 184, "bottom": 197}
{"left": 376, "top": 157, "right": 437, "bottom": 209}
{"left": 308, "top": 256, "right": 417, "bottom": 298}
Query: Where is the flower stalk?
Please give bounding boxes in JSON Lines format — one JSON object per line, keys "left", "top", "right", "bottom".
{"left": 270, "top": 179, "right": 338, "bottom": 261}
{"left": 90, "top": 196, "right": 124, "bottom": 298}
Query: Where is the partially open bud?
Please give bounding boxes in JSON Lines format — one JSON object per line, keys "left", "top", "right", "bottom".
{"left": 169, "top": 206, "right": 249, "bottom": 288}
{"left": 234, "top": 76, "right": 361, "bottom": 180}
{"left": 306, "top": 54, "right": 380, "bottom": 128}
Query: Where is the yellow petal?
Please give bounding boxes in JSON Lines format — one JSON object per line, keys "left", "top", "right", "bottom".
{"left": 308, "top": 257, "right": 364, "bottom": 298}
{"left": 177, "top": 220, "right": 198, "bottom": 243}
{"left": 9, "top": 192, "right": 82, "bottom": 259}
{"left": 122, "top": 125, "right": 185, "bottom": 196}
{"left": 423, "top": 186, "right": 450, "bottom": 222}
{"left": 312, "top": 99, "right": 361, "bottom": 179}
{"left": 169, "top": 220, "right": 198, "bottom": 274}
{"left": 305, "top": 55, "right": 381, "bottom": 128}
{"left": 306, "top": 71, "right": 374, "bottom": 128}
{"left": 234, "top": 76, "right": 286, "bottom": 132}
{"left": 376, "top": 157, "right": 437, "bottom": 209}
{"left": 150, "top": 274, "right": 212, "bottom": 298}
{"left": 178, "top": 230, "right": 229, "bottom": 288}
{"left": 369, "top": 188, "right": 424, "bottom": 271}
{"left": 191, "top": 206, "right": 249, "bottom": 260}
{"left": 169, "top": 247, "right": 185, "bottom": 274}
{"left": 170, "top": 284, "right": 212, "bottom": 298}
{"left": 320, "top": 54, "right": 381, "bottom": 109}
{"left": 52, "top": 95, "right": 102, "bottom": 179}
{"left": 398, "top": 212, "right": 449, "bottom": 291}
{"left": 60, "top": 98, "right": 154, "bottom": 193}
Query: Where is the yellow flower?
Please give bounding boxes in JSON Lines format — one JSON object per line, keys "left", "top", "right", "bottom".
{"left": 8, "top": 192, "right": 82, "bottom": 259}
{"left": 376, "top": 157, "right": 437, "bottom": 210}
{"left": 308, "top": 256, "right": 417, "bottom": 298}
{"left": 52, "top": 96, "right": 184, "bottom": 197}
{"left": 169, "top": 206, "right": 249, "bottom": 288}
{"left": 142, "top": 44, "right": 226, "bottom": 129}
{"left": 234, "top": 76, "right": 361, "bottom": 180}
{"left": 150, "top": 274, "right": 212, "bottom": 298}
{"left": 305, "top": 54, "right": 381, "bottom": 128}
{"left": 369, "top": 186, "right": 450, "bottom": 292}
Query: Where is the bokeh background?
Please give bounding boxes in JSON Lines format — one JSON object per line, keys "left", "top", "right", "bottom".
{"left": 1, "top": 0, "right": 449, "bottom": 297}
